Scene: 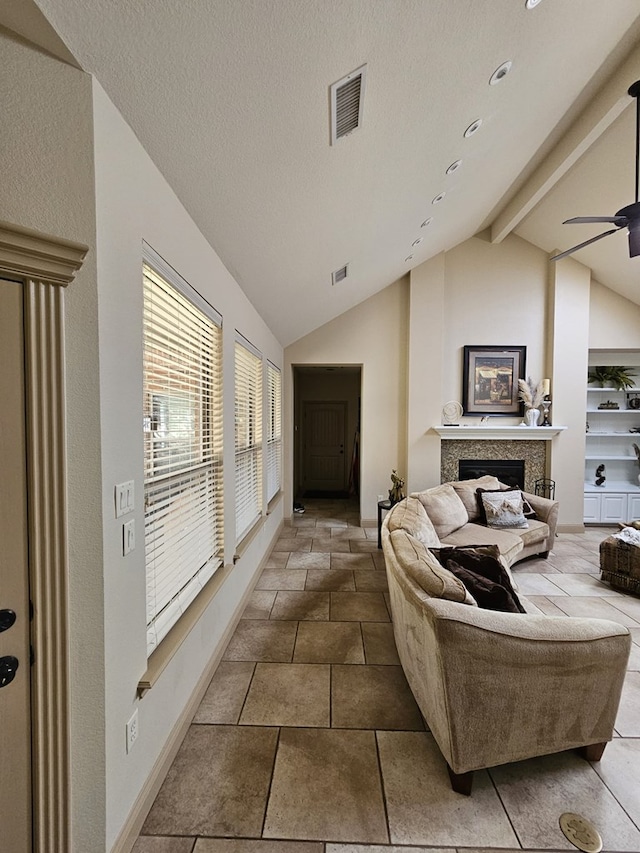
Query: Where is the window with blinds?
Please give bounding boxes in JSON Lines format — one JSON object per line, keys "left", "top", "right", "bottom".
{"left": 143, "top": 259, "right": 223, "bottom": 655}
{"left": 235, "top": 336, "right": 263, "bottom": 543}
{"left": 266, "top": 362, "right": 282, "bottom": 501}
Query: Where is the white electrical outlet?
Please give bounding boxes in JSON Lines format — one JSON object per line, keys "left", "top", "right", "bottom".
{"left": 126, "top": 709, "right": 139, "bottom": 753}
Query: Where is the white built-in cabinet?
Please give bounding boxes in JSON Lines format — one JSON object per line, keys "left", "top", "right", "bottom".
{"left": 584, "top": 372, "right": 640, "bottom": 523}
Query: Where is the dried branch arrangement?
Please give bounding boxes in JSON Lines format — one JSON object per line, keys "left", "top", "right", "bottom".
{"left": 517, "top": 377, "right": 545, "bottom": 410}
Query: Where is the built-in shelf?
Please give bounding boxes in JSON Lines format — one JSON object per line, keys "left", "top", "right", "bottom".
{"left": 584, "top": 481, "right": 640, "bottom": 493}
{"left": 433, "top": 425, "right": 566, "bottom": 440}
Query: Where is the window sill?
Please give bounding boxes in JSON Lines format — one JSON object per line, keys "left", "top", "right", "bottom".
{"left": 137, "top": 562, "right": 233, "bottom": 697}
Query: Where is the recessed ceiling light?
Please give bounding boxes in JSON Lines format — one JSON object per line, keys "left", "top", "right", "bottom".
{"left": 464, "top": 119, "right": 483, "bottom": 138}
{"left": 489, "top": 61, "right": 512, "bottom": 85}
{"left": 411, "top": 237, "right": 424, "bottom": 247}
{"left": 432, "top": 192, "right": 446, "bottom": 205}
{"left": 446, "top": 159, "right": 462, "bottom": 175}
{"left": 525, "top": 0, "right": 542, "bottom": 8}
{"left": 421, "top": 217, "right": 433, "bottom": 228}
{"left": 405, "top": 255, "right": 414, "bottom": 262}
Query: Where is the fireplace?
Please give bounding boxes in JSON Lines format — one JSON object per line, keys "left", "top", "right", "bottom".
{"left": 458, "top": 459, "right": 525, "bottom": 489}
{"left": 440, "top": 440, "right": 546, "bottom": 493}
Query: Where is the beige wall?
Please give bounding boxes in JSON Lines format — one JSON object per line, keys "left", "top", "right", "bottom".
{"left": 1, "top": 31, "right": 106, "bottom": 852}
{"left": 590, "top": 279, "right": 640, "bottom": 349}
{"left": 285, "top": 278, "right": 409, "bottom": 521}
{"left": 91, "top": 82, "right": 284, "bottom": 848}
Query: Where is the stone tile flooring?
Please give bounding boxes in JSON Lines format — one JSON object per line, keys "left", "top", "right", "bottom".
{"left": 134, "top": 501, "right": 640, "bottom": 853}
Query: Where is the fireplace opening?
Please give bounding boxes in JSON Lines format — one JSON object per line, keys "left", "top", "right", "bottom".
{"left": 458, "top": 459, "right": 525, "bottom": 489}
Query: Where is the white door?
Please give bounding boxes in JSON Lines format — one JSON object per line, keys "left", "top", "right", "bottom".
{"left": 601, "top": 493, "right": 627, "bottom": 524}
{"left": 0, "top": 278, "right": 32, "bottom": 851}
{"left": 303, "top": 401, "right": 348, "bottom": 493}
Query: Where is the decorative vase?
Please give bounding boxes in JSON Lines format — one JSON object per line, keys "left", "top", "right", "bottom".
{"left": 525, "top": 408, "right": 540, "bottom": 427}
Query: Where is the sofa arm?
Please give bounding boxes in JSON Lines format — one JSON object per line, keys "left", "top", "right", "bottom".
{"left": 523, "top": 491, "right": 559, "bottom": 541}
{"left": 423, "top": 598, "right": 630, "bottom": 774}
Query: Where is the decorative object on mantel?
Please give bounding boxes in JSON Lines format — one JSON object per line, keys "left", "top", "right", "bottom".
{"left": 518, "top": 376, "right": 546, "bottom": 427}
{"left": 540, "top": 396, "right": 552, "bottom": 426}
{"left": 462, "top": 345, "right": 526, "bottom": 417}
{"left": 598, "top": 400, "right": 619, "bottom": 410}
{"left": 442, "top": 400, "right": 463, "bottom": 425}
{"left": 388, "top": 469, "right": 405, "bottom": 505}
{"left": 595, "top": 464, "right": 606, "bottom": 487}
{"left": 588, "top": 365, "right": 636, "bottom": 390}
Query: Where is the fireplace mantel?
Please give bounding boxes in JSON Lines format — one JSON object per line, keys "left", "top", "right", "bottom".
{"left": 433, "top": 425, "right": 567, "bottom": 440}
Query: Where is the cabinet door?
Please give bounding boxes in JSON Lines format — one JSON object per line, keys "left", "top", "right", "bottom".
{"left": 627, "top": 494, "right": 640, "bottom": 520}
{"left": 583, "top": 494, "right": 601, "bottom": 523}
{"left": 601, "top": 493, "right": 627, "bottom": 523}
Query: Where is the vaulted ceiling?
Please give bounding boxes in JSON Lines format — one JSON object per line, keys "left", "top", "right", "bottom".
{"left": 5, "top": 0, "right": 640, "bottom": 345}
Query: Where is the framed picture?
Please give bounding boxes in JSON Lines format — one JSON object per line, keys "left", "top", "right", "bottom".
{"left": 462, "top": 345, "right": 526, "bottom": 416}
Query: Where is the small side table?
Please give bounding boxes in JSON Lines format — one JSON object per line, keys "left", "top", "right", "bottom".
{"left": 377, "top": 499, "right": 393, "bottom": 549}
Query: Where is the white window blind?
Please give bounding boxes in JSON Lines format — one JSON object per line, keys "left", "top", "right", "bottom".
{"left": 235, "top": 336, "right": 263, "bottom": 543}
{"left": 143, "top": 261, "right": 223, "bottom": 656}
{"left": 266, "top": 362, "right": 282, "bottom": 501}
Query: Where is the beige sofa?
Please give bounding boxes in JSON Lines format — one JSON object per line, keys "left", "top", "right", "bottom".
{"left": 408, "top": 475, "right": 558, "bottom": 566}
{"left": 381, "top": 484, "right": 631, "bottom": 795}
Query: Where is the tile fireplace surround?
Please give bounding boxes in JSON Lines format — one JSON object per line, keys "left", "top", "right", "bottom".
{"left": 440, "top": 439, "right": 546, "bottom": 493}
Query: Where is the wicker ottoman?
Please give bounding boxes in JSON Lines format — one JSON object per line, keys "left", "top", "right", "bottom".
{"left": 600, "top": 535, "right": 640, "bottom": 594}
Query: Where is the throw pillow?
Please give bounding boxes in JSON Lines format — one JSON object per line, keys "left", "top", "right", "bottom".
{"left": 430, "top": 544, "right": 524, "bottom": 608}
{"left": 445, "top": 559, "right": 524, "bottom": 613}
{"left": 389, "top": 530, "right": 476, "bottom": 605}
{"left": 411, "top": 484, "right": 468, "bottom": 539}
{"left": 476, "top": 487, "right": 529, "bottom": 529}
{"left": 451, "top": 475, "right": 500, "bottom": 522}
{"left": 386, "top": 496, "right": 441, "bottom": 548}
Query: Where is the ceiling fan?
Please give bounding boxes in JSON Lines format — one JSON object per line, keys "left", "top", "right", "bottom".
{"left": 551, "top": 81, "right": 640, "bottom": 262}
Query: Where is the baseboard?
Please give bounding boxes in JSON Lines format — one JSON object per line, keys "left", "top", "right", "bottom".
{"left": 361, "top": 517, "right": 376, "bottom": 528}
{"left": 110, "top": 518, "right": 283, "bottom": 853}
{"left": 557, "top": 523, "right": 586, "bottom": 534}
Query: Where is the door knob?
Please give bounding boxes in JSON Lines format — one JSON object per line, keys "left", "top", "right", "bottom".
{"left": 0, "top": 656, "right": 19, "bottom": 688}
{"left": 0, "top": 609, "right": 16, "bottom": 633}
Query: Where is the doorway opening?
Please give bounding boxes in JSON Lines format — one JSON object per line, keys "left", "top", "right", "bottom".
{"left": 293, "top": 365, "right": 362, "bottom": 506}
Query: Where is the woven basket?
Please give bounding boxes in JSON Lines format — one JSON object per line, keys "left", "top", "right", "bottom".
{"left": 600, "top": 536, "right": 640, "bottom": 594}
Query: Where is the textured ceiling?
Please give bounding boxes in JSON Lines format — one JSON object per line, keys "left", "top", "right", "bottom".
{"left": 8, "top": 0, "right": 640, "bottom": 344}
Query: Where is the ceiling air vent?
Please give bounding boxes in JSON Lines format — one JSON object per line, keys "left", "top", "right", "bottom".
{"left": 331, "top": 264, "right": 349, "bottom": 286}
{"left": 330, "top": 65, "right": 367, "bottom": 145}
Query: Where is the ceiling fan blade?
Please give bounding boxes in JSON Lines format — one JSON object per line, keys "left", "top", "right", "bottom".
{"left": 629, "top": 226, "right": 640, "bottom": 257}
{"left": 563, "top": 216, "right": 627, "bottom": 225}
{"left": 550, "top": 228, "right": 620, "bottom": 262}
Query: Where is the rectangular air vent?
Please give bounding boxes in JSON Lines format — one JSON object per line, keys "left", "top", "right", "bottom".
{"left": 330, "top": 64, "right": 367, "bottom": 145}
{"left": 331, "top": 264, "right": 349, "bottom": 286}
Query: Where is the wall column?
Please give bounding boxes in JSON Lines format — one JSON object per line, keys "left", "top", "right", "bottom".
{"left": 548, "top": 255, "right": 590, "bottom": 531}
{"left": 407, "top": 254, "right": 446, "bottom": 493}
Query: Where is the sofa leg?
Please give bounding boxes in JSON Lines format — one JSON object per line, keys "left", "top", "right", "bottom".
{"left": 579, "top": 742, "right": 607, "bottom": 762}
{"left": 447, "top": 765, "right": 473, "bottom": 795}
{"left": 540, "top": 550, "right": 549, "bottom": 559}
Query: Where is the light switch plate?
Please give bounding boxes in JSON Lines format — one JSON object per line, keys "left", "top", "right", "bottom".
{"left": 123, "top": 519, "right": 135, "bottom": 555}
{"left": 115, "top": 481, "right": 135, "bottom": 517}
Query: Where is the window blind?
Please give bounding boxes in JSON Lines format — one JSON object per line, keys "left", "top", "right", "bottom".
{"left": 143, "top": 262, "right": 223, "bottom": 655}
{"left": 235, "top": 336, "right": 263, "bottom": 543}
{"left": 266, "top": 362, "right": 282, "bottom": 501}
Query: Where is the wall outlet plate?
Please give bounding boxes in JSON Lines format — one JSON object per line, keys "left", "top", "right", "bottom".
{"left": 123, "top": 519, "right": 135, "bottom": 555}
{"left": 126, "top": 709, "right": 138, "bottom": 753}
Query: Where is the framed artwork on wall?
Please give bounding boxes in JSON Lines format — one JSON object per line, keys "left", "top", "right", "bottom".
{"left": 462, "top": 345, "right": 526, "bottom": 416}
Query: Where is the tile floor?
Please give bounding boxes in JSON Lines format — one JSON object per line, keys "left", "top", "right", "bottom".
{"left": 134, "top": 501, "right": 640, "bottom": 853}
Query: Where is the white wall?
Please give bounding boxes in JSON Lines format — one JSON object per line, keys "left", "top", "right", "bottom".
{"left": 0, "top": 31, "right": 107, "bottom": 852}
{"left": 91, "top": 81, "right": 284, "bottom": 848}
{"left": 285, "top": 278, "right": 409, "bottom": 521}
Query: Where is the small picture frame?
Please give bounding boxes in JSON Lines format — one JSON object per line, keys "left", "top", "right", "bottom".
{"left": 462, "top": 345, "right": 526, "bottom": 416}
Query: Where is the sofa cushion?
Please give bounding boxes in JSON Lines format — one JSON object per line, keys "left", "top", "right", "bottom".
{"left": 477, "top": 488, "right": 529, "bottom": 529}
{"left": 387, "top": 496, "right": 440, "bottom": 547}
{"left": 445, "top": 559, "right": 525, "bottom": 613}
{"left": 431, "top": 544, "right": 525, "bottom": 612}
{"left": 517, "top": 518, "right": 550, "bottom": 547}
{"left": 451, "top": 475, "right": 500, "bottom": 521}
{"left": 411, "top": 484, "right": 468, "bottom": 539}
{"left": 389, "top": 529, "right": 475, "bottom": 605}
{"left": 439, "top": 522, "right": 523, "bottom": 565}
